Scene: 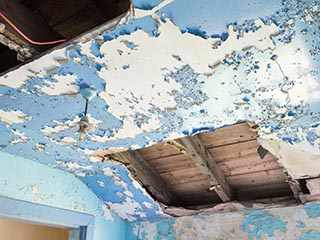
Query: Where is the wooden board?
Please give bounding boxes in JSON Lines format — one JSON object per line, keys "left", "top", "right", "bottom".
{"left": 198, "top": 122, "right": 257, "bottom": 148}
{"left": 237, "top": 184, "right": 292, "bottom": 200}
{"left": 208, "top": 140, "right": 259, "bottom": 162}
{"left": 103, "top": 121, "right": 295, "bottom": 208}
{"left": 146, "top": 154, "right": 196, "bottom": 174}
{"left": 179, "top": 192, "right": 222, "bottom": 206}
{"left": 159, "top": 167, "right": 207, "bottom": 186}
{"left": 169, "top": 179, "right": 212, "bottom": 193}
{"left": 217, "top": 154, "right": 280, "bottom": 176}
{"left": 227, "top": 168, "right": 286, "bottom": 188}
{"left": 138, "top": 143, "right": 180, "bottom": 160}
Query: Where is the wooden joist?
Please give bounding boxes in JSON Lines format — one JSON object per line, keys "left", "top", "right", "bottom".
{"left": 114, "top": 150, "right": 178, "bottom": 205}
{"left": 179, "top": 136, "right": 234, "bottom": 202}
{"left": 0, "top": 0, "right": 63, "bottom": 50}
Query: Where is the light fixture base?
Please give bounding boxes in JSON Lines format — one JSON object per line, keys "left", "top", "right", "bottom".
{"left": 80, "top": 87, "right": 97, "bottom": 101}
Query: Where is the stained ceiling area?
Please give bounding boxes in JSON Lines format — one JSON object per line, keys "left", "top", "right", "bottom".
{"left": 0, "top": 0, "right": 130, "bottom": 73}
{"left": 99, "top": 122, "right": 297, "bottom": 209}
{"left": 1, "top": 0, "right": 320, "bottom": 222}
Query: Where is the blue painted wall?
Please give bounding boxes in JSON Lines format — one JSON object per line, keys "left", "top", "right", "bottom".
{"left": 127, "top": 203, "right": 320, "bottom": 240}
{"left": 0, "top": 151, "right": 126, "bottom": 240}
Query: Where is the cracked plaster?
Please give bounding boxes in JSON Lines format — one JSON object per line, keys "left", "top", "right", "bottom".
{"left": 0, "top": 0, "right": 320, "bottom": 221}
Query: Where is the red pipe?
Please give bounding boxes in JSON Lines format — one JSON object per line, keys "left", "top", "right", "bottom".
{"left": 0, "top": 11, "right": 66, "bottom": 45}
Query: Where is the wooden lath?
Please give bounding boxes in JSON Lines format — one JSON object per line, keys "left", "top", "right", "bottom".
{"left": 177, "top": 135, "right": 234, "bottom": 202}
{"left": 93, "top": 122, "right": 297, "bottom": 209}
{"left": 112, "top": 150, "right": 179, "bottom": 206}
{"left": 283, "top": 171, "right": 302, "bottom": 201}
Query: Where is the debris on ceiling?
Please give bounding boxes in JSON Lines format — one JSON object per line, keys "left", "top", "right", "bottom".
{"left": 0, "top": 0, "right": 131, "bottom": 73}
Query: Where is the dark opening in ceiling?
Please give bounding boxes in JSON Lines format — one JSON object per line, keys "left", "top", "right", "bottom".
{"left": 0, "top": 0, "right": 131, "bottom": 74}
{"left": 98, "top": 122, "right": 298, "bottom": 210}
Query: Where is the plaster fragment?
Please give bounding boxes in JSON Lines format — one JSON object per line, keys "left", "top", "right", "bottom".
{"left": 102, "top": 204, "right": 115, "bottom": 221}
{"left": 10, "top": 129, "right": 31, "bottom": 144}
{"left": 0, "top": 110, "right": 30, "bottom": 124}
{"left": 40, "top": 74, "right": 79, "bottom": 96}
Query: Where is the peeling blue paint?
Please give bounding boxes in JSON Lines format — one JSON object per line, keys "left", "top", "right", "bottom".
{"left": 304, "top": 204, "right": 320, "bottom": 218}
{"left": 296, "top": 220, "right": 306, "bottom": 229}
{"left": 156, "top": 218, "right": 176, "bottom": 240}
{"left": 103, "top": 16, "right": 159, "bottom": 40}
{"left": 133, "top": 0, "right": 163, "bottom": 10}
{"left": 90, "top": 41, "right": 103, "bottom": 58}
{"left": 241, "top": 210, "right": 287, "bottom": 240}
{"left": 157, "top": 0, "right": 281, "bottom": 36}
{"left": 0, "top": 0, "right": 320, "bottom": 223}
{"left": 299, "top": 230, "right": 320, "bottom": 240}
{"left": 183, "top": 126, "right": 215, "bottom": 136}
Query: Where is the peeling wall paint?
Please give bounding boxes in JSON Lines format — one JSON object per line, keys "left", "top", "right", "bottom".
{"left": 0, "top": 0, "right": 320, "bottom": 221}
{"left": 0, "top": 151, "right": 126, "bottom": 240}
{"left": 127, "top": 203, "right": 320, "bottom": 240}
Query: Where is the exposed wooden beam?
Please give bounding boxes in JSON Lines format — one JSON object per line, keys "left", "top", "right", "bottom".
{"left": 179, "top": 136, "right": 234, "bottom": 202}
{"left": 113, "top": 150, "right": 178, "bottom": 206}
{"left": 0, "top": 0, "right": 62, "bottom": 50}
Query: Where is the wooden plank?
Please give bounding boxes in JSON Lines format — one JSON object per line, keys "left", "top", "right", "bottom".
{"left": 238, "top": 182, "right": 290, "bottom": 192}
{"left": 227, "top": 168, "right": 287, "bottom": 188}
{"left": 159, "top": 167, "right": 207, "bottom": 185}
{"left": 138, "top": 143, "right": 180, "bottom": 160}
{"left": 169, "top": 179, "right": 211, "bottom": 193}
{"left": 114, "top": 151, "right": 178, "bottom": 205}
{"left": 237, "top": 183, "right": 292, "bottom": 200}
{"left": 147, "top": 154, "right": 196, "bottom": 174}
{"left": 179, "top": 193, "right": 221, "bottom": 206}
{"left": 0, "top": 0, "right": 63, "bottom": 49}
{"left": 197, "top": 122, "right": 257, "bottom": 148}
{"left": 239, "top": 188, "right": 293, "bottom": 200}
{"left": 180, "top": 136, "right": 234, "bottom": 202}
{"left": 218, "top": 154, "right": 281, "bottom": 176}
{"left": 208, "top": 140, "right": 260, "bottom": 162}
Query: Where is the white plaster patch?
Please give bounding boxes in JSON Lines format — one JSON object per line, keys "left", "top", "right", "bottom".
{"left": 61, "top": 136, "right": 77, "bottom": 144}
{"left": 40, "top": 74, "right": 79, "bottom": 96}
{"left": 10, "top": 129, "right": 31, "bottom": 144}
{"left": 0, "top": 110, "right": 31, "bottom": 124}
{"left": 134, "top": 0, "right": 174, "bottom": 19}
{"left": 97, "top": 180, "right": 105, "bottom": 188}
{"left": 143, "top": 201, "right": 154, "bottom": 210}
{"left": 102, "top": 204, "right": 115, "bottom": 221}
{"left": 138, "top": 222, "right": 157, "bottom": 240}
{"left": 66, "top": 162, "right": 93, "bottom": 171}
{"left": 259, "top": 137, "right": 320, "bottom": 178}
{"left": 102, "top": 167, "right": 115, "bottom": 176}
{"left": 0, "top": 48, "right": 68, "bottom": 88}
{"left": 108, "top": 197, "right": 146, "bottom": 221}
{"left": 97, "top": 17, "right": 279, "bottom": 139}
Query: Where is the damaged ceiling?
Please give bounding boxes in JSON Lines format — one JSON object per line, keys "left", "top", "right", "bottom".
{"left": 0, "top": 0, "right": 320, "bottom": 221}
{"left": 97, "top": 122, "right": 295, "bottom": 208}
{"left": 0, "top": 0, "right": 130, "bottom": 72}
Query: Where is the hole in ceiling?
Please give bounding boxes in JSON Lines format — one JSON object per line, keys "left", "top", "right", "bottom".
{"left": 94, "top": 122, "right": 299, "bottom": 212}
{"left": 0, "top": 0, "right": 131, "bottom": 74}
